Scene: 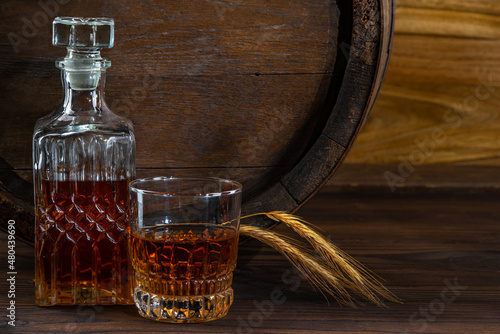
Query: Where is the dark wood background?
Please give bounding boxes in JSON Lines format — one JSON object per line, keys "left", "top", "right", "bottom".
{"left": 4, "top": 1, "right": 500, "bottom": 194}
{"left": 0, "top": 0, "right": 393, "bottom": 242}
{"left": 1, "top": 0, "right": 339, "bottom": 193}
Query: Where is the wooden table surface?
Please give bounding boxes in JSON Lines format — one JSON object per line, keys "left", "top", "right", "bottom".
{"left": 2, "top": 188, "right": 499, "bottom": 333}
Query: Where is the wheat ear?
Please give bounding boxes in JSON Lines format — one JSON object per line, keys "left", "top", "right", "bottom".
{"left": 241, "top": 212, "right": 401, "bottom": 307}
{"left": 240, "top": 225, "right": 356, "bottom": 307}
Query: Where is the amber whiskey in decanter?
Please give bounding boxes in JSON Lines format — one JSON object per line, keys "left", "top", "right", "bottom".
{"left": 33, "top": 17, "right": 135, "bottom": 305}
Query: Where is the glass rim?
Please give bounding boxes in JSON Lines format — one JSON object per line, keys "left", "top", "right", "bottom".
{"left": 129, "top": 176, "right": 242, "bottom": 197}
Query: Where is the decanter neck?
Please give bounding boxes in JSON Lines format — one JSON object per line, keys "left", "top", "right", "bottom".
{"left": 61, "top": 69, "right": 107, "bottom": 114}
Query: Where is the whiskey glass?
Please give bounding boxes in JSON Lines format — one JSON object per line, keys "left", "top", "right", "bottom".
{"left": 129, "top": 177, "right": 242, "bottom": 323}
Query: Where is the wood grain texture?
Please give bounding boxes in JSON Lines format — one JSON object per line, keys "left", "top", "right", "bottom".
{"left": 2, "top": 189, "right": 499, "bottom": 333}
{"left": 1, "top": 74, "right": 333, "bottom": 171}
{"left": 346, "top": 0, "right": 500, "bottom": 165}
{"left": 326, "top": 162, "right": 500, "bottom": 194}
{"left": 0, "top": 0, "right": 393, "bottom": 242}
{"left": 1, "top": 0, "right": 338, "bottom": 171}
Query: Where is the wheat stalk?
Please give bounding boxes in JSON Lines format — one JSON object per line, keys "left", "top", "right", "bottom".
{"left": 240, "top": 225, "right": 356, "bottom": 307}
{"left": 240, "top": 212, "right": 401, "bottom": 307}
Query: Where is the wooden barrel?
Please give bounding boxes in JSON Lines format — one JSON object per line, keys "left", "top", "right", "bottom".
{"left": 0, "top": 0, "right": 393, "bottom": 244}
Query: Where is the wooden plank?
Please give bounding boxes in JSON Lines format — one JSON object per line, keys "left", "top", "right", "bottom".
{"left": 323, "top": 62, "right": 376, "bottom": 147}
{"left": 325, "top": 163, "right": 500, "bottom": 194}
{"left": 281, "top": 0, "right": 390, "bottom": 206}
{"left": 242, "top": 182, "right": 297, "bottom": 215}
{"left": 0, "top": 0, "right": 337, "bottom": 75}
{"left": 323, "top": 0, "right": 381, "bottom": 148}
{"left": 396, "top": 0, "right": 500, "bottom": 15}
{"left": 1, "top": 73, "right": 332, "bottom": 170}
{"left": 282, "top": 134, "right": 344, "bottom": 203}
{"left": 137, "top": 167, "right": 290, "bottom": 202}
{"left": 2, "top": 189, "right": 500, "bottom": 332}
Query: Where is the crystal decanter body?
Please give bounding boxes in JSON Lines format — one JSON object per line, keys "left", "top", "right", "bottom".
{"left": 33, "top": 17, "right": 135, "bottom": 305}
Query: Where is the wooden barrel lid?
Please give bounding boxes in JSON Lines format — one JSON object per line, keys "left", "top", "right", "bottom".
{"left": 0, "top": 0, "right": 393, "bottom": 244}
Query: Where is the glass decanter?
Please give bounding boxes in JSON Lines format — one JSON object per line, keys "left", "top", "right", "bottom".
{"left": 33, "top": 17, "right": 135, "bottom": 305}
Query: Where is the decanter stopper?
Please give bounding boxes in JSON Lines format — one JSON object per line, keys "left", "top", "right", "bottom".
{"left": 53, "top": 17, "right": 114, "bottom": 48}
{"left": 52, "top": 17, "right": 114, "bottom": 91}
